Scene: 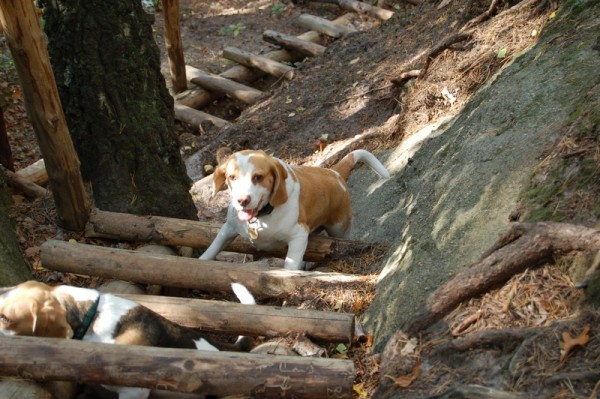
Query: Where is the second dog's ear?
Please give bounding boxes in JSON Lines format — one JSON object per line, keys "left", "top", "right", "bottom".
{"left": 212, "top": 163, "right": 228, "bottom": 197}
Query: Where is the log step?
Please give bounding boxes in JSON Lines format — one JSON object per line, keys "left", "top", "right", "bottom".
{"left": 222, "top": 46, "right": 295, "bottom": 80}
{"left": 84, "top": 209, "right": 383, "bottom": 262}
{"left": 174, "top": 103, "right": 230, "bottom": 129}
{"left": 0, "top": 335, "right": 354, "bottom": 398}
{"left": 263, "top": 30, "right": 327, "bottom": 57}
{"left": 339, "top": 0, "right": 395, "bottom": 20}
{"left": 41, "top": 239, "right": 373, "bottom": 300}
{"left": 296, "top": 13, "right": 357, "bottom": 38}
{"left": 186, "top": 68, "right": 265, "bottom": 105}
{"left": 120, "top": 293, "right": 354, "bottom": 342}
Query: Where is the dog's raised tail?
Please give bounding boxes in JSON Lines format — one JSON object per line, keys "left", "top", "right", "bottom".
{"left": 231, "top": 282, "right": 256, "bottom": 305}
{"left": 332, "top": 149, "right": 390, "bottom": 181}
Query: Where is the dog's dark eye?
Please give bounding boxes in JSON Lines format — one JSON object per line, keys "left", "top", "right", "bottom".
{"left": 228, "top": 174, "right": 237, "bottom": 181}
{"left": 253, "top": 174, "right": 264, "bottom": 183}
{"left": 0, "top": 314, "right": 10, "bottom": 324}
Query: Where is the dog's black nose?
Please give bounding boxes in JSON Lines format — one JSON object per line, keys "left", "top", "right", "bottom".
{"left": 237, "top": 196, "right": 251, "bottom": 207}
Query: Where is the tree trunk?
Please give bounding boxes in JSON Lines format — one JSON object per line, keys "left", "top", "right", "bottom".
{"left": 41, "top": 0, "right": 197, "bottom": 220}
{"left": 0, "top": 173, "right": 32, "bottom": 286}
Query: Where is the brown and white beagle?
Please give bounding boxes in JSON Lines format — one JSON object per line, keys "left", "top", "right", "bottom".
{"left": 200, "top": 149, "right": 390, "bottom": 270}
{"left": 0, "top": 280, "right": 255, "bottom": 399}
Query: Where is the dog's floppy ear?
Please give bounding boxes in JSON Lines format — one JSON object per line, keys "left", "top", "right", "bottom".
{"left": 212, "top": 163, "right": 228, "bottom": 197}
{"left": 269, "top": 160, "right": 288, "bottom": 207}
{"left": 31, "top": 297, "right": 73, "bottom": 339}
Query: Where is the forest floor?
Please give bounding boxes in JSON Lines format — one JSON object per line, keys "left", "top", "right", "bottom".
{"left": 2, "top": 0, "right": 598, "bottom": 398}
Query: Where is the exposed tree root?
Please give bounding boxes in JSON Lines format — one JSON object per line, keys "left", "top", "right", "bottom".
{"left": 402, "top": 222, "right": 600, "bottom": 336}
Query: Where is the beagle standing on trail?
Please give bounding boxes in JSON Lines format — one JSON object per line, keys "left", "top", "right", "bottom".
{"left": 201, "top": 149, "right": 390, "bottom": 270}
{"left": 0, "top": 280, "right": 255, "bottom": 399}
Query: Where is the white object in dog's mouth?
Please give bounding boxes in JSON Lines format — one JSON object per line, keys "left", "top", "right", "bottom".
{"left": 237, "top": 208, "right": 258, "bottom": 222}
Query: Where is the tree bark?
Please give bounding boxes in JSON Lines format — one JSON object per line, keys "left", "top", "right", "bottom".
{"left": 0, "top": 105, "right": 14, "bottom": 171}
{"left": 402, "top": 222, "right": 600, "bottom": 336}
{"left": 0, "top": 0, "right": 90, "bottom": 230}
{"left": 0, "top": 173, "right": 31, "bottom": 286}
{"left": 162, "top": 0, "right": 187, "bottom": 93}
{"left": 40, "top": 239, "right": 374, "bottom": 298}
{"left": 296, "top": 14, "right": 357, "bottom": 38}
{"left": 0, "top": 335, "right": 355, "bottom": 398}
{"left": 84, "top": 209, "right": 382, "bottom": 262}
{"left": 41, "top": 0, "right": 197, "bottom": 220}
{"left": 222, "top": 47, "right": 295, "bottom": 80}
{"left": 120, "top": 294, "right": 355, "bottom": 342}
{"left": 263, "top": 30, "right": 327, "bottom": 57}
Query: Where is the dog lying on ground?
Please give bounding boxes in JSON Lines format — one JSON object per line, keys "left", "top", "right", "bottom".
{"left": 200, "top": 149, "right": 390, "bottom": 270}
{"left": 0, "top": 280, "right": 255, "bottom": 399}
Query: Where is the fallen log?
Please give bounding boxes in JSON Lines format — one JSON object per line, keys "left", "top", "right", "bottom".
{"left": 15, "top": 158, "right": 47, "bottom": 185}
{"left": 41, "top": 239, "right": 373, "bottom": 299}
{"left": 0, "top": 104, "right": 14, "bottom": 171}
{"left": 296, "top": 14, "right": 357, "bottom": 38}
{"left": 222, "top": 46, "right": 295, "bottom": 80}
{"left": 263, "top": 30, "right": 327, "bottom": 57}
{"left": 0, "top": 335, "right": 354, "bottom": 399}
{"left": 84, "top": 208, "right": 382, "bottom": 262}
{"left": 120, "top": 294, "right": 354, "bottom": 342}
{"left": 174, "top": 103, "right": 230, "bottom": 129}
{"left": 186, "top": 68, "right": 265, "bottom": 105}
{"left": 402, "top": 222, "right": 600, "bottom": 336}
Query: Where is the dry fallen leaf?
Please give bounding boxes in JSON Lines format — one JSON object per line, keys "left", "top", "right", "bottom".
{"left": 385, "top": 358, "right": 421, "bottom": 388}
{"left": 559, "top": 325, "right": 590, "bottom": 364}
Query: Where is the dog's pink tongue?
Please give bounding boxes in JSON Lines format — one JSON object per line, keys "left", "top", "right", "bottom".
{"left": 238, "top": 209, "right": 257, "bottom": 222}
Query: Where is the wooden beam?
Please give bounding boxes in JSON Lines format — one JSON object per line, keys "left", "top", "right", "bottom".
{"left": 222, "top": 46, "right": 295, "bottom": 80}
{"left": 296, "top": 14, "right": 357, "bottom": 38}
{"left": 186, "top": 68, "right": 265, "bottom": 105}
{"left": 162, "top": 0, "right": 187, "bottom": 93}
{"left": 84, "top": 209, "right": 382, "bottom": 262}
{"left": 120, "top": 294, "right": 355, "bottom": 342}
{"left": 263, "top": 30, "right": 326, "bottom": 57}
{"left": 0, "top": 336, "right": 355, "bottom": 398}
{"left": 40, "top": 239, "right": 373, "bottom": 299}
{"left": 0, "top": 0, "right": 90, "bottom": 230}
{"left": 174, "top": 103, "right": 230, "bottom": 129}
{"left": 2, "top": 165, "right": 48, "bottom": 198}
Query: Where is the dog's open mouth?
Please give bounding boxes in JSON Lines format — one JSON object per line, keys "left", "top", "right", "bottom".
{"left": 237, "top": 208, "right": 258, "bottom": 222}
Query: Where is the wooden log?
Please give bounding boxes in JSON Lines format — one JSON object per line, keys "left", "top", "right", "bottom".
{"left": 84, "top": 209, "right": 381, "bottom": 262}
{"left": 296, "top": 14, "right": 357, "bottom": 38}
{"left": 41, "top": 239, "right": 373, "bottom": 299}
{"left": 15, "top": 158, "right": 47, "bottom": 185}
{"left": 0, "top": 0, "right": 90, "bottom": 230}
{"left": 186, "top": 68, "right": 265, "bottom": 105}
{"left": 162, "top": 0, "right": 187, "bottom": 93}
{"left": 338, "top": 0, "right": 395, "bottom": 20}
{"left": 174, "top": 13, "right": 355, "bottom": 111}
{"left": 120, "top": 294, "right": 355, "bottom": 342}
{"left": 222, "top": 46, "right": 295, "bottom": 80}
{"left": 263, "top": 30, "right": 327, "bottom": 58}
{"left": 174, "top": 103, "right": 230, "bottom": 129}
{"left": 0, "top": 336, "right": 355, "bottom": 398}
{"left": 2, "top": 165, "right": 48, "bottom": 198}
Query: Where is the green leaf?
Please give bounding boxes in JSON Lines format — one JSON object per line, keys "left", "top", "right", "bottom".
{"left": 336, "top": 343, "right": 347, "bottom": 355}
{"left": 497, "top": 48, "right": 507, "bottom": 58}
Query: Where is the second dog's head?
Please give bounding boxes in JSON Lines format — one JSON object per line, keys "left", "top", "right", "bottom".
{"left": 212, "top": 150, "right": 289, "bottom": 222}
{"left": 0, "top": 281, "right": 73, "bottom": 338}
